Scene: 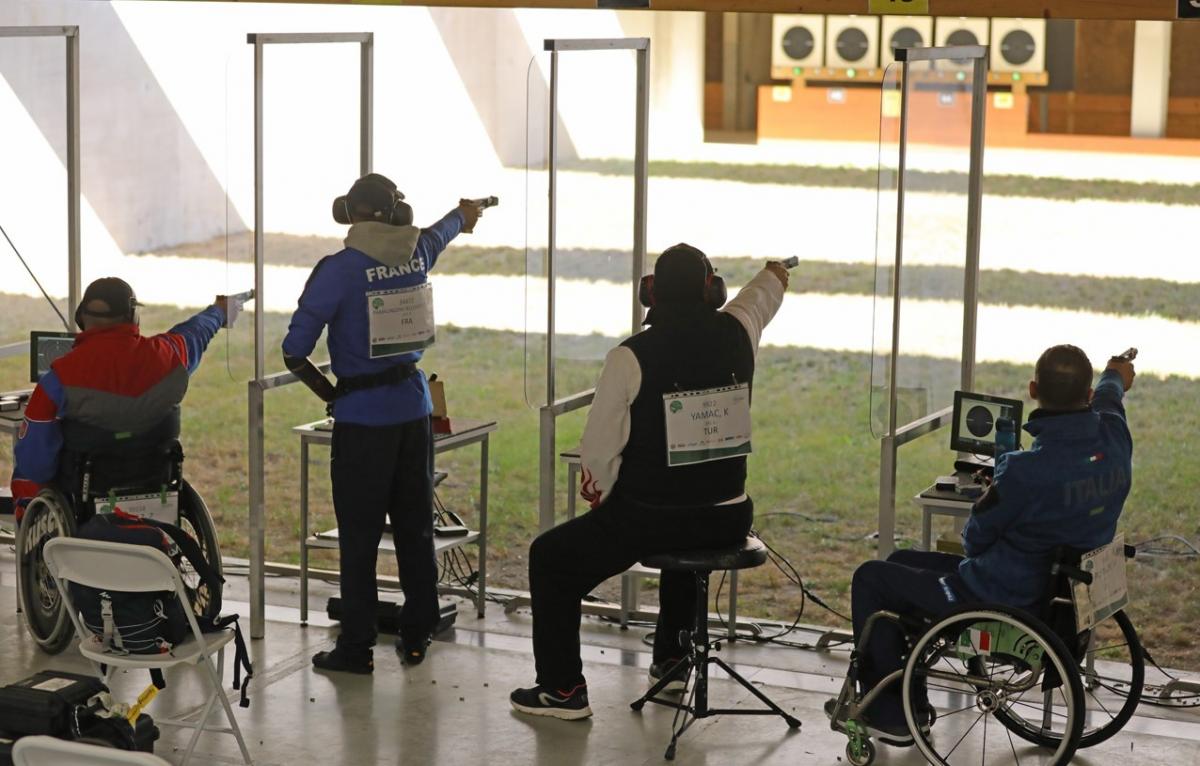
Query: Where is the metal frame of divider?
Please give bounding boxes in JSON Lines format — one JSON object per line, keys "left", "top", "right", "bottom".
{"left": 876, "top": 44, "right": 988, "bottom": 560}
{"left": 245, "top": 32, "right": 373, "bottom": 639}
{"left": 0, "top": 25, "right": 80, "bottom": 364}
{"left": 537, "top": 37, "right": 651, "bottom": 532}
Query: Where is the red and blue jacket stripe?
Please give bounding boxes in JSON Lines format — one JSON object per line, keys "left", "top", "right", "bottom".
{"left": 11, "top": 305, "right": 224, "bottom": 514}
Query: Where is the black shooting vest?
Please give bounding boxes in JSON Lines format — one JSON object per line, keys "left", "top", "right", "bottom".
{"left": 616, "top": 303, "right": 755, "bottom": 508}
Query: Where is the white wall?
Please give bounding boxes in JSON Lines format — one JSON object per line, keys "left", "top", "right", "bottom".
{"left": 0, "top": 0, "right": 706, "bottom": 255}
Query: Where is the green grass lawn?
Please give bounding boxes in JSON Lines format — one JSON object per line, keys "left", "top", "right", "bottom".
{"left": 147, "top": 235, "right": 1200, "bottom": 325}
{"left": 2, "top": 297, "right": 1198, "bottom": 667}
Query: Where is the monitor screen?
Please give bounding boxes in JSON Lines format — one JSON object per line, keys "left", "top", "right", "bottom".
{"left": 950, "top": 390, "right": 1024, "bottom": 456}
{"left": 30, "top": 331, "right": 76, "bottom": 383}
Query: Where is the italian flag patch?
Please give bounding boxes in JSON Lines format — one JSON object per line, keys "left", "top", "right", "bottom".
{"left": 967, "top": 628, "right": 992, "bottom": 654}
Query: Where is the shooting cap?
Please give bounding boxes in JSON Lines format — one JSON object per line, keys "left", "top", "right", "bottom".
{"left": 77, "top": 277, "right": 138, "bottom": 325}
{"left": 332, "top": 173, "right": 405, "bottom": 225}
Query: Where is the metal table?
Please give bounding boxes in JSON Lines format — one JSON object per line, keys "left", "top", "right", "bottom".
{"left": 293, "top": 417, "right": 495, "bottom": 623}
{"left": 913, "top": 485, "right": 974, "bottom": 551}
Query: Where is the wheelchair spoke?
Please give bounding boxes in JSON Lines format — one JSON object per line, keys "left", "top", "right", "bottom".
{"left": 937, "top": 702, "right": 984, "bottom": 719}
{"left": 1006, "top": 725, "right": 1022, "bottom": 765}
{"left": 1087, "top": 686, "right": 1115, "bottom": 720}
{"left": 944, "top": 711, "right": 987, "bottom": 759}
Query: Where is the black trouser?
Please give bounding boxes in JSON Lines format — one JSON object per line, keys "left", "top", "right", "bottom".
{"left": 529, "top": 493, "right": 754, "bottom": 692}
{"left": 851, "top": 550, "right": 977, "bottom": 726}
{"left": 330, "top": 417, "right": 440, "bottom": 654}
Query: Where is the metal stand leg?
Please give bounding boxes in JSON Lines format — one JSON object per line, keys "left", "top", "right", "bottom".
{"left": 630, "top": 568, "right": 801, "bottom": 761}
{"left": 477, "top": 434, "right": 489, "bottom": 618}
{"left": 299, "top": 439, "right": 309, "bottom": 626}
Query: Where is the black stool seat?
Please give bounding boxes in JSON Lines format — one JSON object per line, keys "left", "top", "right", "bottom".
{"left": 641, "top": 537, "right": 766, "bottom": 572}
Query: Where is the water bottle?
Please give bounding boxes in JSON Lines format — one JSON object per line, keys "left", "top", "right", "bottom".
{"left": 995, "top": 417, "right": 1017, "bottom": 458}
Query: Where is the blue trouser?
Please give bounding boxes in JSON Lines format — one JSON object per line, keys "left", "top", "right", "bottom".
{"left": 851, "top": 550, "right": 978, "bottom": 726}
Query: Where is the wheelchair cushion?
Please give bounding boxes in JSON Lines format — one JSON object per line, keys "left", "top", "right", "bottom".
{"left": 641, "top": 537, "right": 767, "bottom": 572}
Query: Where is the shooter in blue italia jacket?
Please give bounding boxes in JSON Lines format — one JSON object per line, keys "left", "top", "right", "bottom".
{"left": 832, "top": 344, "right": 1136, "bottom": 748}
{"left": 282, "top": 173, "right": 486, "bottom": 674}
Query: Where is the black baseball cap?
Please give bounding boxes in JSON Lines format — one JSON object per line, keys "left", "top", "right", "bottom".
{"left": 332, "top": 173, "right": 404, "bottom": 225}
{"left": 78, "top": 277, "right": 138, "bottom": 320}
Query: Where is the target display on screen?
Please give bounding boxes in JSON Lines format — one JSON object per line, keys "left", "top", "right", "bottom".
{"left": 782, "top": 27, "right": 816, "bottom": 61}
{"left": 951, "top": 391, "right": 1024, "bottom": 456}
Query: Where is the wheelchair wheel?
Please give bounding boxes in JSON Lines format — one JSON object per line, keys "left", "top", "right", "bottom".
{"left": 178, "top": 480, "right": 223, "bottom": 621}
{"left": 994, "top": 609, "right": 1143, "bottom": 749}
{"left": 902, "top": 605, "right": 1084, "bottom": 766}
{"left": 15, "top": 489, "right": 77, "bottom": 655}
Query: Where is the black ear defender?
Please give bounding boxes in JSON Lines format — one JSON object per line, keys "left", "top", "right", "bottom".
{"left": 638, "top": 247, "right": 726, "bottom": 310}
{"left": 333, "top": 173, "right": 413, "bottom": 227}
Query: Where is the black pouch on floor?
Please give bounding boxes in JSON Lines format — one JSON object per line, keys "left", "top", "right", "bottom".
{"left": 79, "top": 713, "right": 161, "bottom": 753}
{"left": 0, "top": 670, "right": 107, "bottom": 737}
{"left": 0, "top": 736, "right": 14, "bottom": 766}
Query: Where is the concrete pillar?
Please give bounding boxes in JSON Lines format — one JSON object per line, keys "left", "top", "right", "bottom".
{"left": 1130, "top": 20, "right": 1172, "bottom": 138}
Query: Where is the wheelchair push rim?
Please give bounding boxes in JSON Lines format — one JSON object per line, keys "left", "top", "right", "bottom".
{"left": 15, "top": 490, "right": 77, "bottom": 654}
{"left": 992, "top": 609, "right": 1143, "bottom": 750}
{"left": 902, "top": 605, "right": 1084, "bottom": 766}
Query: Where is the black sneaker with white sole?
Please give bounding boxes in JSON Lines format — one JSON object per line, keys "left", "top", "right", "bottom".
{"left": 648, "top": 660, "right": 687, "bottom": 694}
{"left": 510, "top": 684, "right": 592, "bottom": 720}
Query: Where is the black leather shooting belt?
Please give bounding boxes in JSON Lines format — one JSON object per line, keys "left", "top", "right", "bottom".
{"left": 332, "top": 361, "right": 419, "bottom": 399}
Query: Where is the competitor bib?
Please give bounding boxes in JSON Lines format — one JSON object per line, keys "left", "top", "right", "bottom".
{"left": 663, "top": 383, "right": 752, "bottom": 467}
{"left": 95, "top": 491, "right": 179, "bottom": 525}
{"left": 367, "top": 282, "right": 436, "bottom": 358}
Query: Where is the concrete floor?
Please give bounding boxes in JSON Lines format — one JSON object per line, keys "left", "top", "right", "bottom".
{"left": 2, "top": 550, "right": 1200, "bottom": 766}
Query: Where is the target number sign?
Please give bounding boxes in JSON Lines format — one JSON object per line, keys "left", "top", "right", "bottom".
{"left": 869, "top": 0, "right": 930, "bottom": 15}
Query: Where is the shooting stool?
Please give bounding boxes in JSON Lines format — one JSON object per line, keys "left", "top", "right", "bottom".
{"left": 630, "top": 536, "right": 801, "bottom": 760}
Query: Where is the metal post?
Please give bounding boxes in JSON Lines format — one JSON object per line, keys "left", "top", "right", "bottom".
{"left": 244, "top": 33, "right": 373, "bottom": 638}
{"left": 248, "top": 383, "right": 266, "bottom": 639}
{"left": 65, "top": 28, "right": 80, "bottom": 326}
{"left": 248, "top": 39, "right": 267, "bottom": 639}
{"left": 546, "top": 49, "right": 559, "bottom": 406}
{"left": 538, "top": 405, "right": 556, "bottom": 531}
{"left": 878, "top": 61, "right": 910, "bottom": 561}
{"left": 632, "top": 45, "right": 650, "bottom": 333}
{"left": 360, "top": 34, "right": 373, "bottom": 175}
{"left": 960, "top": 56, "right": 988, "bottom": 393}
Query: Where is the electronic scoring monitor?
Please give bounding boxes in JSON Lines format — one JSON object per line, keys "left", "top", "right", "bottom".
{"left": 30, "top": 331, "right": 76, "bottom": 383}
{"left": 950, "top": 390, "right": 1023, "bottom": 456}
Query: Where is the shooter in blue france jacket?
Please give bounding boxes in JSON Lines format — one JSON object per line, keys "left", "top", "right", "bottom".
{"left": 280, "top": 210, "right": 465, "bottom": 427}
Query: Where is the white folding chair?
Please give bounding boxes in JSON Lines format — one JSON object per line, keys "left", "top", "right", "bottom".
{"left": 13, "top": 735, "right": 172, "bottom": 766}
{"left": 42, "top": 537, "right": 253, "bottom": 766}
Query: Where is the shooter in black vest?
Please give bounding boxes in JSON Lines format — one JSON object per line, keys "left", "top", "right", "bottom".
{"left": 511, "top": 244, "right": 789, "bottom": 719}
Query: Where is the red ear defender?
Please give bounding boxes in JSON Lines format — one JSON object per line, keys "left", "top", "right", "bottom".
{"left": 638, "top": 274, "right": 656, "bottom": 308}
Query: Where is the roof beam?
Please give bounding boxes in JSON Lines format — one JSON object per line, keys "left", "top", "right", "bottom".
{"left": 160, "top": 0, "right": 1183, "bottom": 21}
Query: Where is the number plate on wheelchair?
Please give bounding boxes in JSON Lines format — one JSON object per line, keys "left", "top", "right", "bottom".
{"left": 95, "top": 492, "right": 179, "bottom": 525}
{"left": 1072, "top": 533, "right": 1129, "bottom": 631}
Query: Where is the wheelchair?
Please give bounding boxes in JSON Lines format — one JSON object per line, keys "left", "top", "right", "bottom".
{"left": 15, "top": 428, "right": 223, "bottom": 655}
{"left": 829, "top": 546, "right": 1144, "bottom": 766}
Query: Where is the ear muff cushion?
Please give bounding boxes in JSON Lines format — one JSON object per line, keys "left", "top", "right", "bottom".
{"left": 391, "top": 199, "right": 414, "bottom": 227}
{"left": 638, "top": 274, "right": 655, "bottom": 308}
{"left": 332, "top": 195, "right": 351, "bottom": 225}
{"left": 706, "top": 274, "right": 727, "bottom": 309}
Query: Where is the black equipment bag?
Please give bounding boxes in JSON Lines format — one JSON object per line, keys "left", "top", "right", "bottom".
{"left": 0, "top": 671, "right": 107, "bottom": 737}
{"left": 79, "top": 713, "right": 160, "bottom": 753}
